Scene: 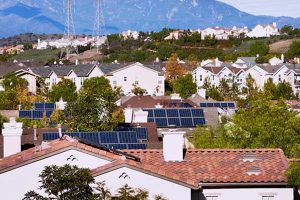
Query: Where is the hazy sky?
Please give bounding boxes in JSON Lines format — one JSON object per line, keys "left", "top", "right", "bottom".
{"left": 217, "top": 0, "right": 300, "bottom": 18}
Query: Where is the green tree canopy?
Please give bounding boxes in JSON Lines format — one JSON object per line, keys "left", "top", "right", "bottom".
{"left": 48, "top": 78, "right": 77, "bottom": 102}
{"left": 173, "top": 74, "right": 197, "bottom": 99}
{"left": 285, "top": 162, "right": 300, "bottom": 189}
{"left": 287, "top": 41, "right": 300, "bottom": 58}
{"left": 66, "top": 77, "right": 122, "bottom": 131}
{"left": 250, "top": 41, "right": 269, "bottom": 56}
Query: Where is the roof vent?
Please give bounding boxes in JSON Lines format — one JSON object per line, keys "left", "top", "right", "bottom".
{"left": 242, "top": 152, "right": 258, "bottom": 162}
{"left": 246, "top": 166, "right": 261, "bottom": 175}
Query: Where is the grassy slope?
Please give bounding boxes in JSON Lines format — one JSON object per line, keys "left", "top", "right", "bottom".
{"left": 10, "top": 49, "right": 60, "bottom": 62}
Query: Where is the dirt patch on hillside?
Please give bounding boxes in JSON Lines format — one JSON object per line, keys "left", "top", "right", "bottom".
{"left": 269, "top": 39, "right": 300, "bottom": 53}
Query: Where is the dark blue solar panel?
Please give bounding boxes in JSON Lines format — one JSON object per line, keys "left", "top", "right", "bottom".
{"left": 155, "top": 118, "right": 168, "bottom": 127}
{"left": 66, "top": 132, "right": 81, "bottom": 138}
{"left": 119, "top": 131, "right": 138, "bottom": 143}
{"left": 228, "top": 103, "right": 235, "bottom": 108}
{"left": 128, "top": 143, "right": 147, "bottom": 149}
{"left": 200, "top": 103, "right": 207, "bottom": 107}
{"left": 180, "top": 118, "right": 194, "bottom": 127}
{"left": 19, "top": 110, "right": 32, "bottom": 118}
{"left": 135, "top": 128, "right": 147, "bottom": 140}
{"left": 221, "top": 103, "right": 228, "bottom": 108}
{"left": 181, "top": 102, "right": 193, "bottom": 108}
{"left": 191, "top": 109, "right": 204, "bottom": 117}
{"left": 213, "top": 103, "right": 221, "bottom": 107}
{"left": 46, "top": 110, "right": 53, "bottom": 118}
{"left": 168, "top": 118, "right": 181, "bottom": 126}
{"left": 100, "top": 132, "right": 119, "bottom": 143}
{"left": 43, "top": 132, "right": 59, "bottom": 140}
{"left": 154, "top": 109, "right": 166, "bottom": 117}
{"left": 179, "top": 109, "right": 192, "bottom": 117}
{"left": 45, "top": 103, "right": 55, "bottom": 110}
{"left": 144, "top": 109, "right": 154, "bottom": 117}
{"left": 207, "top": 103, "right": 214, "bottom": 107}
{"left": 166, "top": 109, "right": 179, "bottom": 117}
{"left": 34, "top": 103, "right": 44, "bottom": 110}
{"left": 108, "top": 144, "right": 127, "bottom": 149}
{"left": 193, "top": 118, "right": 206, "bottom": 126}
{"left": 33, "top": 111, "right": 43, "bottom": 119}
{"left": 148, "top": 118, "right": 155, "bottom": 122}
{"left": 79, "top": 132, "right": 99, "bottom": 143}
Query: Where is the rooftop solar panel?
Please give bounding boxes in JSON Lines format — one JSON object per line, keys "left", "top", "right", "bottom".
{"left": 119, "top": 131, "right": 138, "bottom": 143}
{"left": 154, "top": 109, "right": 166, "bottom": 117}
{"left": 180, "top": 118, "right": 194, "bottom": 127}
{"left": 166, "top": 109, "right": 179, "bottom": 117}
{"left": 100, "top": 132, "right": 119, "bottom": 143}
{"left": 179, "top": 109, "right": 192, "bottom": 117}
{"left": 155, "top": 118, "right": 168, "bottom": 127}
{"left": 168, "top": 118, "right": 181, "bottom": 126}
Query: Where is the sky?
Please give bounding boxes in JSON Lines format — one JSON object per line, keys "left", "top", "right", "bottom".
{"left": 217, "top": 0, "right": 300, "bottom": 18}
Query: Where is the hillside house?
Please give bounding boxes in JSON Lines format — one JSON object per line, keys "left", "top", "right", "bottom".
{"left": 246, "top": 23, "right": 280, "bottom": 38}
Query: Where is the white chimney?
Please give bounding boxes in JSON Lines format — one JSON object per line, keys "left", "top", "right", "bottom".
{"left": 155, "top": 103, "right": 164, "bottom": 108}
{"left": 132, "top": 109, "right": 148, "bottom": 123}
{"left": 162, "top": 130, "right": 186, "bottom": 162}
{"left": 75, "top": 59, "right": 79, "bottom": 65}
{"left": 272, "top": 22, "right": 277, "bottom": 27}
{"left": 56, "top": 98, "right": 67, "bottom": 110}
{"left": 281, "top": 54, "right": 284, "bottom": 63}
{"left": 58, "top": 124, "right": 62, "bottom": 138}
{"left": 124, "top": 107, "right": 133, "bottom": 123}
{"left": 2, "top": 117, "right": 23, "bottom": 157}
{"left": 33, "top": 125, "right": 37, "bottom": 141}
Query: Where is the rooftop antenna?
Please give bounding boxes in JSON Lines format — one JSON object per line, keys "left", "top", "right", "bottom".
{"left": 92, "top": 0, "right": 109, "bottom": 55}
{"left": 61, "top": 0, "right": 78, "bottom": 60}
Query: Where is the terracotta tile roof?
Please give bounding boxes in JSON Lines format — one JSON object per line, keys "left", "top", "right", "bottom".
{"left": 0, "top": 137, "right": 289, "bottom": 189}
{"left": 119, "top": 148, "right": 288, "bottom": 187}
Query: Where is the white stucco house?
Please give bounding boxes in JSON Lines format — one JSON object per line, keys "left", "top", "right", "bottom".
{"left": 15, "top": 62, "right": 165, "bottom": 96}
{"left": 0, "top": 119, "right": 294, "bottom": 200}
{"left": 121, "top": 30, "right": 140, "bottom": 40}
{"left": 246, "top": 23, "right": 280, "bottom": 38}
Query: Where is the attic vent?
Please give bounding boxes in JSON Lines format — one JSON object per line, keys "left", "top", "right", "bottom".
{"left": 246, "top": 166, "right": 261, "bottom": 175}
{"left": 242, "top": 152, "right": 257, "bottom": 162}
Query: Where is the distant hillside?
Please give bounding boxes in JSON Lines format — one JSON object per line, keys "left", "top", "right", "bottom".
{"left": 0, "top": 0, "right": 300, "bottom": 37}
{"left": 0, "top": 33, "right": 63, "bottom": 47}
{"left": 269, "top": 38, "right": 300, "bottom": 54}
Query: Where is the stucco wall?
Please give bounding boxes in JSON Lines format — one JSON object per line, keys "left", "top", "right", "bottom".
{"left": 95, "top": 167, "right": 191, "bottom": 200}
{"left": 0, "top": 149, "right": 111, "bottom": 199}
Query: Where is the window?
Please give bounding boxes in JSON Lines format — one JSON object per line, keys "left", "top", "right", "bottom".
{"left": 124, "top": 77, "right": 127, "bottom": 81}
{"left": 113, "top": 80, "right": 117, "bottom": 85}
{"left": 262, "top": 196, "right": 274, "bottom": 200}
{"left": 158, "top": 80, "right": 162, "bottom": 84}
{"left": 206, "top": 196, "right": 218, "bottom": 200}
{"left": 135, "top": 80, "right": 139, "bottom": 84}
{"left": 80, "top": 77, "right": 84, "bottom": 85}
{"left": 278, "top": 75, "right": 281, "bottom": 82}
{"left": 200, "top": 75, "right": 203, "bottom": 81}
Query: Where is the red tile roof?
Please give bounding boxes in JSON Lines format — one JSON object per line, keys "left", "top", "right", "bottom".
{"left": 0, "top": 137, "right": 289, "bottom": 189}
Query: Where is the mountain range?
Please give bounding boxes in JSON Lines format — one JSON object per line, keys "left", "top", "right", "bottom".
{"left": 0, "top": 0, "right": 300, "bottom": 38}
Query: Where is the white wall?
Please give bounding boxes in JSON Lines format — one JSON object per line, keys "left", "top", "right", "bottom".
{"left": 202, "top": 188, "right": 293, "bottom": 200}
{"left": 19, "top": 74, "right": 37, "bottom": 94}
{"left": 0, "top": 149, "right": 111, "bottom": 199}
{"left": 95, "top": 167, "right": 191, "bottom": 200}
{"left": 107, "top": 63, "right": 165, "bottom": 96}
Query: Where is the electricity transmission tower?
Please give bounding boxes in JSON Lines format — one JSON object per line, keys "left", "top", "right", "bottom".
{"left": 61, "top": 0, "right": 78, "bottom": 60}
{"left": 93, "top": 0, "right": 109, "bottom": 53}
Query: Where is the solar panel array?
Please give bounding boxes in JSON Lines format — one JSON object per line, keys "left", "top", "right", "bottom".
{"left": 19, "top": 103, "right": 55, "bottom": 120}
{"left": 163, "top": 102, "right": 193, "bottom": 108}
{"left": 43, "top": 129, "right": 148, "bottom": 150}
{"left": 199, "top": 102, "right": 236, "bottom": 109}
{"left": 143, "top": 108, "right": 206, "bottom": 128}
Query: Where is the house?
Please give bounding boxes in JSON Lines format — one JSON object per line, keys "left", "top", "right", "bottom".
{"left": 164, "top": 30, "right": 183, "bottom": 40}
{"left": 232, "top": 57, "right": 257, "bottom": 68}
{"left": 0, "top": 118, "right": 293, "bottom": 200}
{"left": 246, "top": 23, "right": 280, "bottom": 38}
{"left": 121, "top": 30, "right": 140, "bottom": 40}
{"left": 15, "top": 62, "right": 165, "bottom": 96}
{"left": 269, "top": 54, "right": 284, "bottom": 66}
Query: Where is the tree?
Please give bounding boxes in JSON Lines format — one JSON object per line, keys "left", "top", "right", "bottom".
{"left": 23, "top": 165, "right": 96, "bottom": 200}
{"left": 285, "top": 162, "right": 300, "bottom": 189}
{"left": 66, "top": 77, "right": 121, "bottom": 131}
{"left": 250, "top": 41, "right": 269, "bottom": 56}
{"left": 263, "top": 78, "right": 277, "bottom": 99}
{"left": 0, "top": 114, "right": 8, "bottom": 129}
{"left": 173, "top": 74, "right": 197, "bottom": 99}
{"left": 165, "top": 53, "right": 185, "bottom": 81}
{"left": 275, "top": 81, "right": 295, "bottom": 100}
{"left": 131, "top": 84, "right": 146, "bottom": 96}
{"left": 48, "top": 78, "right": 77, "bottom": 102}
{"left": 50, "top": 109, "right": 65, "bottom": 125}
{"left": 287, "top": 41, "right": 300, "bottom": 58}
{"left": 192, "top": 93, "right": 300, "bottom": 158}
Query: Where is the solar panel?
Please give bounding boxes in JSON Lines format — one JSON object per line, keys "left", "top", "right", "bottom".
{"left": 43, "top": 132, "right": 59, "bottom": 141}
{"left": 191, "top": 109, "right": 204, "bottom": 117}
{"left": 181, "top": 102, "right": 193, "bottom": 108}
{"left": 200, "top": 103, "right": 207, "bottom": 107}
{"left": 166, "top": 109, "right": 179, "bottom": 117}
{"left": 213, "top": 103, "right": 221, "bottom": 107}
{"left": 134, "top": 128, "right": 147, "bottom": 140}
{"left": 228, "top": 103, "right": 235, "bottom": 108}
{"left": 168, "top": 118, "right": 181, "bottom": 126}
{"left": 193, "top": 118, "right": 206, "bottom": 126}
{"left": 19, "top": 110, "right": 32, "bottom": 118}
{"left": 179, "top": 109, "right": 192, "bottom": 117}
{"left": 32, "top": 111, "right": 44, "bottom": 119}
{"left": 34, "top": 103, "right": 44, "bottom": 110}
{"left": 144, "top": 109, "right": 154, "bottom": 117}
{"left": 108, "top": 144, "right": 128, "bottom": 149}
{"left": 221, "top": 103, "right": 228, "bottom": 108}
{"left": 154, "top": 109, "right": 166, "bottom": 117}
{"left": 79, "top": 132, "right": 99, "bottom": 143}
{"left": 180, "top": 118, "right": 194, "bottom": 127}
{"left": 155, "top": 118, "right": 168, "bottom": 127}
{"left": 128, "top": 143, "right": 147, "bottom": 149}
{"left": 100, "top": 132, "right": 119, "bottom": 143}
{"left": 148, "top": 118, "right": 155, "bottom": 122}
{"left": 207, "top": 103, "right": 214, "bottom": 107}
{"left": 119, "top": 131, "right": 138, "bottom": 143}
{"left": 45, "top": 103, "right": 55, "bottom": 110}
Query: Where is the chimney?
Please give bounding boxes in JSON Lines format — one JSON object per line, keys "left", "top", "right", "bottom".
{"left": 55, "top": 98, "right": 67, "bottom": 110}
{"left": 132, "top": 109, "right": 148, "bottom": 123}
{"left": 75, "top": 59, "right": 79, "bottom": 65}
{"left": 171, "top": 93, "right": 181, "bottom": 100}
{"left": 155, "top": 103, "right": 164, "bottom": 108}
{"left": 33, "top": 125, "right": 37, "bottom": 141}
{"left": 281, "top": 54, "right": 284, "bottom": 63}
{"left": 58, "top": 124, "right": 62, "bottom": 137}
{"left": 2, "top": 117, "right": 23, "bottom": 157}
{"left": 162, "top": 130, "right": 186, "bottom": 162}
{"left": 124, "top": 107, "right": 133, "bottom": 123}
